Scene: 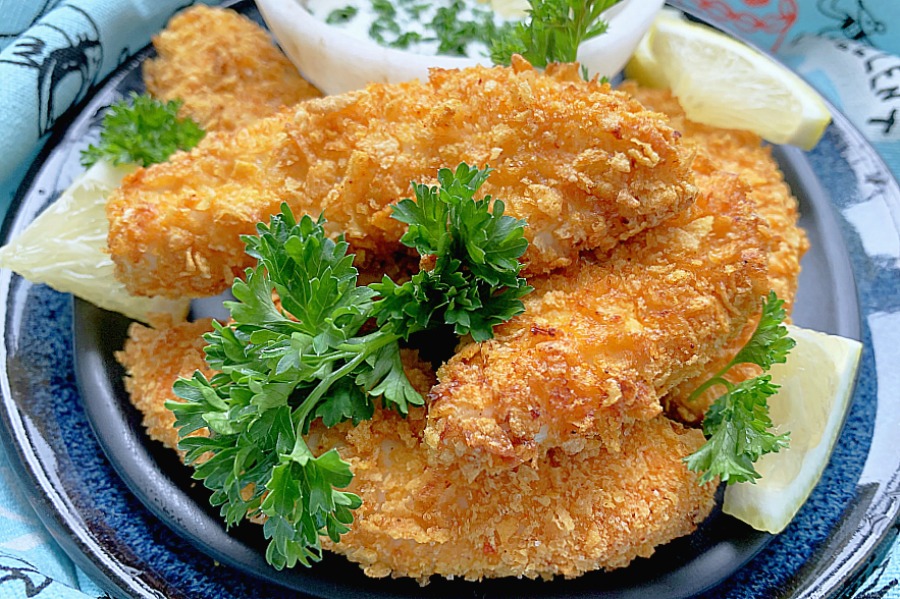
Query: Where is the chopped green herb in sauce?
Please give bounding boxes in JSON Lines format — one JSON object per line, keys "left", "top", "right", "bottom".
{"left": 325, "top": 5, "right": 359, "bottom": 24}
{"left": 309, "top": 0, "right": 518, "bottom": 58}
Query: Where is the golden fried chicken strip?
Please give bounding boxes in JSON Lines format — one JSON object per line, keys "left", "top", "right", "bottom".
{"left": 115, "top": 315, "right": 215, "bottom": 454}
{"left": 620, "top": 83, "right": 807, "bottom": 311}
{"left": 143, "top": 5, "right": 320, "bottom": 133}
{"left": 315, "top": 410, "right": 715, "bottom": 581}
{"left": 425, "top": 171, "right": 769, "bottom": 478}
{"left": 619, "top": 84, "right": 809, "bottom": 424}
{"left": 109, "top": 58, "right": 696, "bottom": 299}
{"left": 116, "top": 318, "right": 715, "bottom": 582}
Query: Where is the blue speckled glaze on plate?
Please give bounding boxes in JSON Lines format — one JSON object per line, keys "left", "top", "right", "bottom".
{"left": 1, "top": 1, "right": 899, "bottom": 598}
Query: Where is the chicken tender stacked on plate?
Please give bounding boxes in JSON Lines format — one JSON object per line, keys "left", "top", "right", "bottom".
{"left": 318, "top": 411, "right": 712, "bottom": 581}
{"left": 117, "top": 317, "right": 716, "bottom": 581}
{"left": 426, "top": 171, "right": 768, "bottom": 478}
{"left": 113, "top": 7, "right": 808, "bottom": 583}
{"left": 143, "top": 4, "right": 321, "bottom": 132}
{"left": 618, "top": 84, "right": 808, "bottom": 423}
{"left": 108, "top": 58, "right": 696, "bottom": 299}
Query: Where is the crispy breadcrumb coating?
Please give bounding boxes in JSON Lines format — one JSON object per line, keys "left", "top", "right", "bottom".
{"left": 109, "top": 58, "right": 696, "bottom": 299}
{"left": 108, "top": 69, "right": 803, "bottom": 583}
{"left": 143, "top": 5, "right": 320, "bottom": 133}
{"left": 315, "top": 411, "right": 715, "bottom": 581}
{"left": 425, "top": 171, "right": 768, "bottom": 477}
{"left": 116, "top": 318, "right": 715, "bottom": 581}
{"left": 619, "top": 84, "right": 809, "bottom": 424}
{"left": 115, "top": 315, "right": 214, "bottom": 454}
{"left": 620, "top": 83, "right": 807, "bottom": 312}
{"left": 115, "top": 317, "right": 436, "bottom": 455}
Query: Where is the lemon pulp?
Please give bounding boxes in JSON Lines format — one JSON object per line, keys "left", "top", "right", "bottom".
{"left": 0, "top": 161, "right": 189, "bottom": 323}
{"left": 625, "top": 12, "right": 831, "bottom": 150}
{"left": 722, "top": 325, "right": 862, "bottom": 533}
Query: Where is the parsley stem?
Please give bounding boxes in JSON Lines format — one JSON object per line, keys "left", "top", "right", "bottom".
{"left": 687, "top": 375, "right": 734, "bottom": 403}
{"left": 335, "top": 330, "right": 401, "bottom": 355}
{"left": 289, "top": 331, "right": 403, "bottom": 459}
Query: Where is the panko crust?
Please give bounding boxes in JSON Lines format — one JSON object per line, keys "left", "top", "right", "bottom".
{"left": 143, "top": 5, "right": 320, "bottom": 133}
{"left": 315, "top": 411, "right": 715, "bottom": 582}
{"left": 115, "top": 314, "right": 215, "bottom": 454}
{"left": 115, "top": 317, "right": 437, "bottom": 455}
{"left": 109, "top": 58, "right": 696, "bottom": 299}
{"left": 115, "top": 318, "right": 715, "bottom": 582}
{"left": 620, "top": 83, "right": 807, "bottom": 313}
{"left": 425, "top": 171, "right": 769, "bottom": 477}
{"left": 619, "top": 84, "right": 809, "bottom": 424}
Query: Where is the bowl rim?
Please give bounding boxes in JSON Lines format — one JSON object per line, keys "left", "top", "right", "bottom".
{"left": 255, "top": 0, "right": 662, "bottom": 94}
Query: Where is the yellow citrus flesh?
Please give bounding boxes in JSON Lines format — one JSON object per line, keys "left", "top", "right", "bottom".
{"left": 625, "top": 12, "right": 831, "bottom": 150}
{"left": 722, "top": 325, "right": 862, "bottom": 533}
{"left": 0, "top": 161, "right": 189, "bottom": 323}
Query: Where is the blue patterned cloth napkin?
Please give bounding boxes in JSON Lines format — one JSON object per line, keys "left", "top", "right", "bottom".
{"left": 0, "top": 0, "right": 898, "bottom": 597}
{"left": 0, "top": 0, "right": 220, "bottom": 210}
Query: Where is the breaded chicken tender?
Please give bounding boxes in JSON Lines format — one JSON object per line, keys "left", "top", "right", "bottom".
{"left": 619, "top": 84, "right": 808, "bottom": 424}
{"left": 116, "top": 319, "right": 716, "bottom": 581}
{"left": 620, "top": 83, "right": 807, "bottom": 312}
{"left": 115, "top": 317, "right": 437, "bottom": 455}
{"left": 316, "top": 411, "right": 715, "bottom": 581}
{"left": 143, "top": 5, "right": 320, "bottom": 132}
{"left": 115, "top": 315, "right": 215, "bottom": 453}
{"left": 108, "top": 58, "right": 696, "bottom": 299}
{"left": 425, "top": 172, "right": 769, "bottom": 477}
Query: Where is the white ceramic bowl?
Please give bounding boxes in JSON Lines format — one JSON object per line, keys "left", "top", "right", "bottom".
{"left": 255, "top": 0, "right": 665, "bottom": 95}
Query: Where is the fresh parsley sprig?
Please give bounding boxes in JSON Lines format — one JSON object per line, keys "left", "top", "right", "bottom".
{"left": 684, "top": 292, "right": 795, "bottom": 485}
{"left": 371, "top": 164, "right": 531, "bottom": 342}
{"left": 490, "top": 0, "right": 622, "bottom": 74}
{"left": 81, "top": 93, "right": 204, "bottom": 168}
{"left": 170, "top": 210, "right": 420, "bottom": 569}
{"left": 168, "top": 164, "right": 531, "bottom": 569}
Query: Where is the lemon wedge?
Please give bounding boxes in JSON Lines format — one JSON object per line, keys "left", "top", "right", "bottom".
{"left": 0, "top": 161, "right": 189, "bottom": 323}
{"left": 624, "top": 12, "right": 831, "bottom": 150}
{"left": 722, "top": 325, "right": 862, "bottom": 533}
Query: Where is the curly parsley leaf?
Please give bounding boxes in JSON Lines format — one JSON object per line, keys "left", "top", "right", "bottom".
{"left": 490, "top": 0, "right": 622, "bottom": 76}
{"left": 81, "top": 93, "right": 205, "bottom": 168}
{"left": 732, "top": 293, "right": 795, "bottom": 370}
{"left": 169, "top": 208, "right": 420, "bottom": 569}
{"left": 685, "top": 376, "right": 789, "bottom": 485}
{"left": 169, "top": 165, "right": 532, "bottom": 569}
{"left": 685, "top": 292, "right": 795, "bottom": 484}
{"left": 371, "top": 163, "right": 532, "bottom": 342}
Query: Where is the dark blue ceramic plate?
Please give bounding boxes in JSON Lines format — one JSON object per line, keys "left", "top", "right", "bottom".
{"left": 1, "top": 2, "right": 899, "bottom": 598}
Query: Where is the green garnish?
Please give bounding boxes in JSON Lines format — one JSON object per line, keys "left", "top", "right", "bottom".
{"left": 365, "top": 0, "right": 513, "bottom": 57}
{"left": 430, "top": 1, "right": 510, "bottom": 56}
{"left": 325, "top": 5, "right": 359, "bottom": 25}
{"left": 369, "top": 0, "right": 402, "bottom": 45}
{"left": 490, "top": 0, "right": 622, "bottom": 76}
{"left": 169, "top": 211, "right": 416, "bottom": 569}
{"left": 371, "top": 163, "right": 531, "bottom": 342}
{"left": 168, "top": 164, "right": 530, "bottom": 569}
{"left": 80, "top": 93, "right": 204, "bottom": 168}
{"left": 684, "top": 292, "right": 795, "bottom": 485}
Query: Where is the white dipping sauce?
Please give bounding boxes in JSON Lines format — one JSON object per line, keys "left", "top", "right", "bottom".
{"left": 304, "top": 0, "right": 521, "bottom": 58}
